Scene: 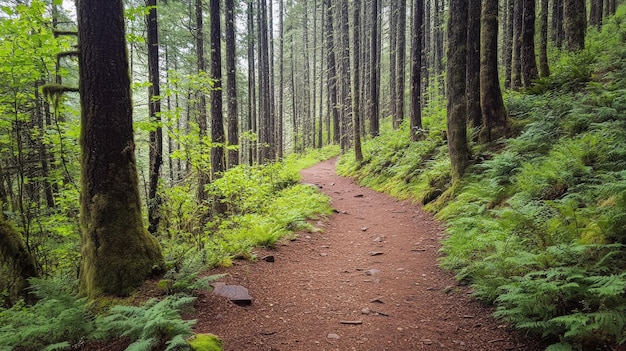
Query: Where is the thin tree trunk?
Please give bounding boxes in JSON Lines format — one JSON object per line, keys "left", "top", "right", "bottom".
{"left": 369, "top": 0, "right": 380, "bottom": 137}
{"left": 352, "top": 0, "right": 363, "bottom": 162}
{"left": 395, "top": 0, "right": 407, "bottom": 127}
{"left": 564, "top": 0, "right": 586, "bottom": 51}
{"left": 389, "top": 0, "right": 398, "bottom": 126}
{"left": 146, "top": 0, "right": 162, "bottom": 234}
{"left": 410, "top": 0, "right": 424, "bottom": 141}
{"left": 225, "top": 0, "right": 239, "bottom": 168}
{"left": 278, "top": 0, "right": 285, "bottom": 158}
{"left": 210, "top": 0, "right": 225, "bottom": 184}
{"left": 247, "top": 0, "right": 256, "bottom": 165}
{"left": 511, "top": 0, "right": 523, "bottom": 90}
{"left": 504, "top": 0, "right": 514, "bottom": 89}
{"left": 467, "top": 0, "right": 482, "bottom": 129}
{"left": 337, "top": 0, "right": 352, "bottom": 151}
{"left": 195, "top": 0, "right": 209, "bottom": 201}
{"left": 552, "top": 0, "right": 564, "bottom": 48}
{"left": 538, "top": 0, "right": 550, "bottom": 77}
{"left": 324, "top": 0, "right": 340, "bottom": 144}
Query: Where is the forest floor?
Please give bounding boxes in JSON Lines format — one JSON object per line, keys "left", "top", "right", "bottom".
{"left": 193, "top": 157, "right": 542, "bottom": 351}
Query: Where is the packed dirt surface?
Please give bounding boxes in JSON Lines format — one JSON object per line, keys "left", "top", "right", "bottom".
{"left": 194, "top": 157, "right": 540, "bottom": 351}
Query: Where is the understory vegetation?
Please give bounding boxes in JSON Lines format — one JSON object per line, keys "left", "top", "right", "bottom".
{"left": 0, "top": 145, "right": 338, "bottom": 351}
{"left": 338, "top": 8, "right": 626, "bottom": 351}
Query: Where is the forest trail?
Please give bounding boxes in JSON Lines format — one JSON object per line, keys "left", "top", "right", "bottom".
{"left": 194, "top": 157, "right": 537, "bottom": 350}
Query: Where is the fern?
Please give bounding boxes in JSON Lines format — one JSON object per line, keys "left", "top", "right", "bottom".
{"left": 95, "top": 295, "right": 196, "bottom": 351}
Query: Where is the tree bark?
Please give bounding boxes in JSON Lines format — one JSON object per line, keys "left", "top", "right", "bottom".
{"left": 511, "top": 0, "right": 523, "bottom": 90}
{"left": 564, "top": 0, "right": 586, "bottom": 51}
{"left": 552, "top": 0, "right": 564, "bottom": 48}
{"left": 210, "top": 0, "right": 225, "bottom": 182}
{"left": 247, "top": 0, "right": 257, "bottom": 165}
{"left": 0, "top": 215, "right": 38, "bottom": 306}
{"left": 324, "top": 0, "right": 340, "bottom": 145}
{"left": 195, "top": 0, "right": 209, "bottom": 201}
{"left": 389, "top": 0, "right": 398, "bottom": 125}
{"left": 447, "top": 0, "right": 472, "bottom": 181}
{"left": 352, "top": 0, "right": 363, "bottom": 163}
{"left": 278, "top": 0, "right": 285, "bottom": 158}
{"left": 146, "top": 0, "right": 162, "bottom": 234}
{"left": 225, "top": 0, "right": 239, "bottom": 168}
{"left": 337, "top": 0, "right": 352, "bottom": 151}
{"left": 538, "top": 0, "right": 550, "bottom": 77}
{"left": 467, "top": 0, "right": 482, "bottom": 129}
{"left": 369, "top": 0, "right": 381, "bottom": 137}
{"left": 395, "top": 0, "right": 407, "bottom": 128}
{"left": 504, "top": 0, "right": 514, "bottom": 89}
{"left": 521, "top": 0, "right": 538, "bottom": 87}
{"left": 480, "top": 0, "right": 509, "bottom": 143}
{"left": 77, "top": 0, "right": 163, "bottom": 298}
{"left": 410, "top": 0, "right": 423, "bottom": 141}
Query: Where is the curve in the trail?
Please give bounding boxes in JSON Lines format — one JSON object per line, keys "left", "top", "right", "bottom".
{"left": 194, "top": 157, "right": 537, "bottom": 351}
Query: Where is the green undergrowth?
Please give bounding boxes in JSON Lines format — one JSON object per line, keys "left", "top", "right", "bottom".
{"left": 338, "top": 9, "right": 626, "bottom": 351}
{"left": 160, "top": 145, "right": 338, "bottom": 269}
{"left": 0, "top": 146, "right": 338, "bottom": 350}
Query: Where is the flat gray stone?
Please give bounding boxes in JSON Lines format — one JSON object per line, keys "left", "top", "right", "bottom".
{"left": 212, "top": 283, "right": 253, "bottom": 306}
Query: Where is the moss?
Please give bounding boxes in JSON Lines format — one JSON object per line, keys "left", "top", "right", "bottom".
{"left": 0, "top": 215, "right": 38, "bottom": 305}
{"left": 187, "top": 334, "right": 223, "bottom": 351}
{"left": 80, "top": 192, "right": 164, "bottom": 298}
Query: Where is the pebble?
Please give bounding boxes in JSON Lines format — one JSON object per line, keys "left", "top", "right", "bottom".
{"left": 327, "top": 333, "right": 340, "bottom": 340}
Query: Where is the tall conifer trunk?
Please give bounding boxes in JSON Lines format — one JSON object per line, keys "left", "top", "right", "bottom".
{"left": 77, "top": 0, "right": 163, "bottom": 298}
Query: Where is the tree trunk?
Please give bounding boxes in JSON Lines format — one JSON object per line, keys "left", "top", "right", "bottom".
{"left": 195, "top": 0, "right": 209, "bottom": 201}
{"left": 538, "top": 0, "right": 550, "bottom": 77}
{"left": 410, "top": 0, "right": 424, "bottom": 141}
{"left": 247, "top": 0, "right": 256, "bottom": 165}
{"left": 552, "top": 0, "right": 564, "bottom": 48}
{"left": 395, "top": 0, "right": 407, "bottom": 128}
{"left": 337, "top": 0, "right": 352, "bottom": 151}
{"left": 564, "top": 0, "right": 586, "bottom": 51}
{"left": 389, "top": 0, "right": 398, "bottom": 127}
{"left": 324, "top": 0, "right": 340, "bottom": 145}
{"left": 504, "top": 0, "right": 514, "bottom": 89}
{"left": 521, "top": 0, "right": 538, "bottom": 87}
{"left": 210, "top": 0, "right": 225, "bottom": 183}
{"left": 146, "top": 0, "right": 162, "bottom": 234}
{"left": 446, "top": 0, "right": 472, "bottom": 180}
{"left": 278, "top": 0, "right": 285, "bottom": 158}
{"left": 511, "top": 0, "right": 523, "bottom": 90}
{"left": 467, "top": 0, "right": 482, "bottom": 129}
{"left": 225, "top": 0, "right": 239, "bottom": 168}
{"left": 258, "top": 0, "right": 272, "bottom": 161}
{"left": 77, "top": 0, "right": 164, "bottom": 298}
{"left": 369, "top": 0, "right": 381, "bottom": 137}
{"left": 352, "top": 0, "right": 363, "bottom": 163}
{"left": 480, "top": 0, "right": 509, "bottom": 143}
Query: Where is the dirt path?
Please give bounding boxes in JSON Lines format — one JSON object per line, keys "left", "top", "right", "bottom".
{"left": 194, "top": 158, "right": 537, "bottom": 350}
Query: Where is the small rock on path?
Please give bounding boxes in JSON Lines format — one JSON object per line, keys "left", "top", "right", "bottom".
{"left": 193, "top": 157, "right": 539, "bottom": 350}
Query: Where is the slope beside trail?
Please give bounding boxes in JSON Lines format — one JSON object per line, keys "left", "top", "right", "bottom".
{"left": 194, "top": 157, "right": 539, "bottom": 350}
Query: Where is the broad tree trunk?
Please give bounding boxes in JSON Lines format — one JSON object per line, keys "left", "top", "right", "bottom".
{"left": 77, "top": 0, "right": 163, "bottom": 298}
{"left": 564, "top": 0, "right": 586, "bottom": 51}
{"left": 446, "top": 0, "right": 472, "bottom": 180}
{"left": 337, "top": 0, "right": 352, "bottom": 151}
{"left": 552, "top": 0, "right": 564, "bottom": 48}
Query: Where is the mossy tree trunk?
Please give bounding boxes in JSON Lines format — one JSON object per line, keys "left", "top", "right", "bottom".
{"left": 538, "top": 0, "right": 550, "bottom": 78}
{"left": 511, "top": 0, "right": 523, "bottom": 90}
{"left": 77, "top": 0, "right": 164, "bottom": 299}
{"left": 446, "top": 0, "right": 472, "bottom": 181}
{"left": 352, "top": 0, "right": 363, "bottom": 163}
{"left": 0, "top": 216, "right": 38, "bottom": 306}
{"left": 368, "top": 0, "right": 381, "bottom": 137}
{"left": 480, "top": 0, "right": 509, "bottom": 143}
